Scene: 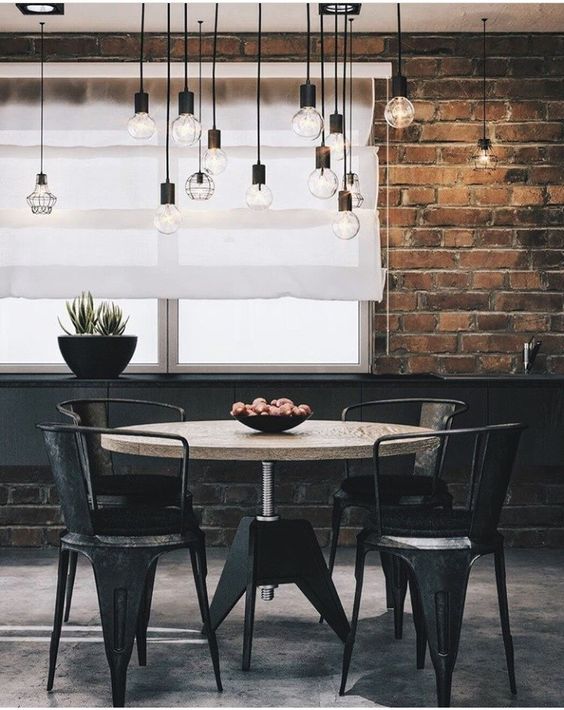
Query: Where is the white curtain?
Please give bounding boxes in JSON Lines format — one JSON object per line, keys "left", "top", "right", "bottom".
{"left": 0, "top": 76, "right": 384, "bottom": 301}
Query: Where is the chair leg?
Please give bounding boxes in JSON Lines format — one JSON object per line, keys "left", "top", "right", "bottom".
{"left": 391, "top": 555, "right": 408, "bottom": 640}
{"left": 380, "top": 551, "right": 395, "bottom": 609}
{"left": 63, "top": 550, "right": 78, "bottom": 623}
{"left": 339, "top": 533, "right": 369, "bottom": 696}
{"left": 494, "top": 545, "right": 517, "bottom": 695}
{"left": 319, "top": 496, "right": 346, "bottom": 624}
{"left": 191, "top": 538, "right": 223, "bottom": 692}
{"left": 408, "top": 572, "right": 427, "bottom": 669}
{"left": 242, "top": 523, "right": 258, "bottom": 672}
{"left": 90, "top": 547, "right": 156, "bottom": 707}
{"left": 47, "top": 546, "right": 70, "bottom": 691}
{"left": 136, "top": 558, "right": 158, "bottom": 667}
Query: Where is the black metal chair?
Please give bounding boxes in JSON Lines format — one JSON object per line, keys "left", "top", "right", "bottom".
{"left": 57, "top": 398, "right": 186, "bottom": 622}
{"left": 340, "top": 423, "right": 525, "bottom": 707}
{"left": 328, "top": 398, "right": 468, "bottom": 636}
{"left": 38, "top": 423, "right": 222, "bottom": 707}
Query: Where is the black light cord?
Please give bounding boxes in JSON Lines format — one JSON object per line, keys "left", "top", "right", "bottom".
{"left": 397, "top": 3, "right": 402, "bottom": 76}
{"left": 342, "top": 10, "right": 348, "bottom": 181}
{"left": 198, "top": 20, "right": 203, "bottom": 171}
{"left": 140, "top": 3, "right": 145, "bottom": 92}
{"left": 305, "top": 3, "right": 311, "bottom": 83}
{"left": 212, "top": 3, "right": 218, "bottom": 128}
{"left": 165, "top": 3, "right": 171, "bottom": 181}
{"left": 183, "top": 3, "right": 188, "bottom": 91}
{"left": 333, "top": 11, "right": 338, "bottom": 112}
{"left": 349, "top": 17, "right": 353, "bottom": 173}
{"left": 320, "top": 12, "right": 325, "bottom": 145}
{"left": 482, "top": 18, "right": 487, "bottom": 139}
{"left": 256, "top": 2, "right": 262, "bottom": 166}
{"left": 40, "top": 21, "right": 44, "bottom": 173}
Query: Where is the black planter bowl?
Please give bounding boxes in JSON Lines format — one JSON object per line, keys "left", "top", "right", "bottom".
{"left": 58, "top": 335, "right": 138, "bottom": 379}
{"left": 232, "top": 413, "right": 312, "bottom": 433}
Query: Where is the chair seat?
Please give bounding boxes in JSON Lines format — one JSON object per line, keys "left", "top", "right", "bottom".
{"left": 339, "top": 474, "right": 451, "bottom": 507}
{"left": 375, "top": 507, "right": 472, "bottom": 538}
{"left": 95, "top": 474, "right": 189, "bottom": 505}
{"left": 93, "top": 505, "right": 199, "bottom": 536}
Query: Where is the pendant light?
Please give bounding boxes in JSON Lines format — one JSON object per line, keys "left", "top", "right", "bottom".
{"left": 27, "top": 22, "right": 57, "bottom": 215}
{"left": 472, "top": 18, "right": 497, "bottom": 170}
{"left": 326, "top": 12, "right": 347, "bottom": 161}
{"left": 385, "top": 3, "right": 415, "bottom": 129}
{"left": 332, "top": 12, "right": 359, "bottom": 241}
{"left": 203, "top": 3, "right": 228, "bottom": 175}
{"left": 186, "top": 20, "right": 215, "bottom": 200}
{"left": 292, "top": 3, "right": 323, "bottom": 139}
{"left": 154, "top": 4, "right": 182, "bottom": 234}
{"left": 308, "top": 10, "right": 338, "bottom": 199}
{"left": 128, "top": 3, "right": 156, "bottom": 139}
{"left": 343, "top": 17, "right": 363, "bottom": 207}
{"left": 172, "top": 3, "right": 201, "bottom": 146}
{"left": 246, "top": 3, "right": 273, "bottom": 210}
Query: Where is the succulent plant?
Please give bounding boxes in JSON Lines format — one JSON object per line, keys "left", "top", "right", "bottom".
{"left": 59, "top": 291, "right": 98, "bottom": 335}
{"left": 96, "top": 301, "right": 129, "bottom": 336}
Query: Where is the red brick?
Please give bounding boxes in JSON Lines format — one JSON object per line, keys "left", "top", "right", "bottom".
{"left": 495, "top": 122, "right": 562, "bottom": 142}
{"left": 440, "top": 356, "right": 477, "bottom": 374}
{"left": 401, "top": 272, "right": 435, "bottom": 290}
{"left": 478, "top": 229, "right": 513, "bottom": 247}
{"left": 391, "top": 166, "right": 458, "bottom": 186}
{"left": 443, "top": 230, "right": 475, "bottom": 248}
{"left": 472, "top": 272, "right": 506, "bottom": 290}
{"left": 424, "top": 292, "right": 491, "bottom": 311}
{"left": 402, "top": 314, "right": 436, "bottom": 332}
{"left": 547, "top": 186, "right": 564, "bottom": 204}
{"left": 408, "top": 356, "right": 440, "bottom": 373}
{"left": 512, "top": 314, "right": 550, "bottom": 332}
{"left": 478, "top": 354, "right": 514, "bottom": 373}
{"left": 438, "top": 313, "right": 473, "bottom": 332}
{"left": 391, "top": 250, "right": 456, "bottom": 270}
{"left": 494, "top": 292, "right": 563, "bottom": 312}
{"left": 509, "top": 101, "right": 546, "bottom": 120}
{"left": 437, "top": 101, "right": 473, "bottom": 121}
{"left": 401, "top": 187, "right": 436, "bottom": 206}
{"left": 390, "top": 335, "right": 458, "bottom": 354}
{"left": 472, "top": 187, "right": 511, "bottom": 206}
{"left": 423, "top": 208, "right": 492, "bottom": 227}
{"left": 461, "top": 334, "right": 525, "bottom": 353}
{"left": 389, "top": 292, "right": 417, "bottom": 311}
{"left": 476, "top": 313, "right": 511, "bottom": 331}
{"left": 421, "top": 123, "right": 483, "bottom": 143}
{"left": 410, "top": 229, "right": 441, "bottom": 246}
{"left": 511, "top": 187, "right": 546, "bottom": 206}
{"left": 435, "top": 272, "right": 471, "bottom": 289}
{"left": 437, "top": 187, "right": 469, "bottom": 205}
{"left": 459, "top": 250, "right": 528, "bottom": 269}
{"left": 402, "top": 145, "right": 437, "bottom": 164}
{"left": 509, "top": 271, "right": 543, "bottom": 289}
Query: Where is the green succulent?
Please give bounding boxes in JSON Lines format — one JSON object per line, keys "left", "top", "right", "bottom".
{"left": 59, "top": 293, "right": 129, "bottom": 336}
{"left": 96, "top": 301, "right": 129, "bottom": 336}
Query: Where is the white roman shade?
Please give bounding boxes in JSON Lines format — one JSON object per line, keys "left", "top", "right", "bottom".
{"left": 0, "top": 70, "right": 385, "bottom": 301}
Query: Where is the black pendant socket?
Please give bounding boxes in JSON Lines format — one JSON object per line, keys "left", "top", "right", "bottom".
{"left": 208, "top": 128, "right": 222, "bottom": 149}
{"left": 37, "top": 172, "right": 48, "bottom": 185}
{"left": 338, "top": 189, "right": 352, "bottom": 212}
{"left": 329, "top": 112, "right": 343, "bottom": 134}
{"left": 478, "top": 137, "right": 492, "bottom": 151}
{"left": 315, "top": 145, "right": 332, "bottom": 170}
{"left": 391, "top": 74, "right": 408, "bottom": 99}
{"left": 300, "top": 82, "right": 317, "bottom": 108}
{"left": 134, "top": 91, "right": 150, "bottom": 114}
{"left": 252, "top": 163, "right": 266, "bottom": 185}
{"left": 178, "top": 89, "right": 195, "bottom": 115}
{"left": 160, "top": 181, "right": 176, "bottom": 205}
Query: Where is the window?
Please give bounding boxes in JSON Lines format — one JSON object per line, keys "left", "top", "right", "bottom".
{"left": 0, "top": 298, "right": 370, "bottom": 373}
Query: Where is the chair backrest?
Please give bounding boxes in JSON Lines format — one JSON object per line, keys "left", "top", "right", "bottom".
{"left": 372, "top": 423, "right": 525, "bottom": 542}
{"left": 343, "top": 398, "right": 468, "bottom": 479}
{"left": 57, "top": 398, "right": 185, "bottom": 479}
{"left": 37, "top": 423, "right": 191, "bottom": 537}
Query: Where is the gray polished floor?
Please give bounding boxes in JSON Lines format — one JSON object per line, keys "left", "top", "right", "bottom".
{"left": 0, "top": 548, "right": 562, "bottom": 707}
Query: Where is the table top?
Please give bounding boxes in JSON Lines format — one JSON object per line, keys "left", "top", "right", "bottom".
{"left": 101, "top": 419, "right": 436, "bottom": 462}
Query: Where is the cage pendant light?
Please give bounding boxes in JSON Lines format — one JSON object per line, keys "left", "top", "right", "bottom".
{"left": 292, "top": 3, "right": 323, "bottom": 139}
{"left": 172, "top": 3, "right": 201, "bottom": 146}
{"left": 246, "top": 3, "right": 273, "bottom": 210}
{"left": 385, "top": 3, "right": 415, "bottom": 129}
{"left": 472, "top": 18, "right": 498, "bottom": 171}
{"left": 332, "top": 9, "right": 359, "bottom": 241}
{"left": 308, "top": 10, "right": 338, "bottom": 199}
{"left": 27, "top": 22, "right": 57, "bottom": 215}
{"left": 327, "top": 11, "right": 347, "bottom": 160}
{"left": 186, "top": 20, "right": 215, "bottom": 200}
{"left": 343, "top": 17, "right": 363, "bottom": 207}
{"left": 203, "top": 3, "right": 228, "bottom": 175}
{"left": 128, "top": 3, "right": 156, "bottom": 139}
{"left": 154, "top": 4, "right": 182, "bottom": 234}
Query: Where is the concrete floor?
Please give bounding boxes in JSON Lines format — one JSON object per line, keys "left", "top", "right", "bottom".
{"left": 0, "top": 547, "right": 563, "bottom": 708}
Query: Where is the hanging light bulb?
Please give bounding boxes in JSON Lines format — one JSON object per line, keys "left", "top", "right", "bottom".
{"left": 327, "top": 11, "right": 347, "bottom": 160}
{"left": 343, "top": 172, "right": 364, "bottom": 208}
{"left": 246, "top": 4, "right": 272, "bottom": 210}
{"left": 385, "top": 4, "right": 415, "bottom": 129}
{"left": 128, "top": 4, "right": 156, "bottom": 139}
{"left": 155, "top": 4, "right": 181, "bottom": 234}
{"left": 332, "top": 190, "right": 360, "bottom": 240}
{"left": 27, "top": 22, "right": 56, "bottom": 215}
{"left": 203, "top": 4, "right": 228, "bottom": 175}
{"left": 472, "top": 19, "right": 497, "bottom": 171}
{"left": 292, "top": 4, "right": 323, "bottom": 140}
{"left": 308, "top": 145, "right": 338, "bottom": 199}
{"left": 344, "top": 18, "right": 364, "bottom": 208}
{"left": 172, "top": 3, "right": 201, "bottom": 147}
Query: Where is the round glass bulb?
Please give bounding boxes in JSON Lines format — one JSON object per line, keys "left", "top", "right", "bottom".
{"left": 172, "top": 113, "right": 201, "bottom": 146}
{"left": 384, "top": 96, "right": 415, "bottom": 129}
{"left": 291, "top": 106, "right": 324, "bottom": 140}
{"left": 204, "top": 147, "right": 228, "bottom": 175}
{"left": 154, "top": 203, "right": 182, "bottom": 235}
{"left": 245, "top": 183, "right": 273, "bottom": 211}
{"left": 326, "top": 131, "right": 348, "bottom": 161}
{"left": 308, "top": 167, "right": 338, "bottom": 200}
{"left": 127, "top": 112, "right": 156, "bottom": 140}
{"left": 332, "top": 210, "right": 360, "bottom": 240}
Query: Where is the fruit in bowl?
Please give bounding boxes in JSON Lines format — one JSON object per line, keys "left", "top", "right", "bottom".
{"left": 231, "top": 397, "right": 313, "bottom": 433}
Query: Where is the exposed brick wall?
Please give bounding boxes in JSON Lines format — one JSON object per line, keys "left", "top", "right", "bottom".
{"left": 1, "top": 30, "right": 561, "bottom": 375}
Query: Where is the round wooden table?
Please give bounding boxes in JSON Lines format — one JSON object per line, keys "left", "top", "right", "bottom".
{"left": 103, "top": 419, "right": 435, "bottom": 670}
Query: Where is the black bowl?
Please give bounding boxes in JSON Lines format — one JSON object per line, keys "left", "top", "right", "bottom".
{"left": 232, "top": 413, "right": 312, "bottom": 433}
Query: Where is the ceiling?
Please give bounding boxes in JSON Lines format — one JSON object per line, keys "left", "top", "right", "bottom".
{"left": 1, "top": 2, "right": 563, "bottom": 33}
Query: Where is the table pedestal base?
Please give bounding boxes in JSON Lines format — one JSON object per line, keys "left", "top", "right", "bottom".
{"left": 208, "top": 516, "right": 351, "bottom": 671}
